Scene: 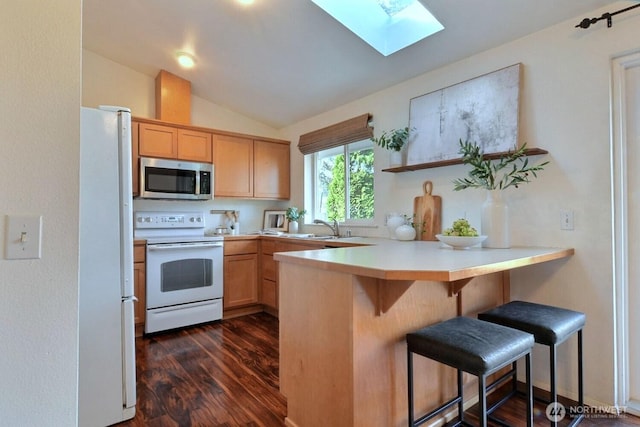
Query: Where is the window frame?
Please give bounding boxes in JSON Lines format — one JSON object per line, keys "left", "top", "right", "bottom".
{"left": 305, "top": 139, "right": 375, "bottom": 227}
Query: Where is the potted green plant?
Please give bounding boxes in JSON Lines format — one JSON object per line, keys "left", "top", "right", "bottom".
{"left": 371, "top": 127, "right": 410, "bottom": 167}
{"left": 285, "top": 207, "right": 307, "bottom": 233}
{"left": 452, "top": 139, "right": 548, "bottom": 248}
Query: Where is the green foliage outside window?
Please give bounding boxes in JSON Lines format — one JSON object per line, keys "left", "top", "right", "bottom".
{"left": 325, "top": 148, "right": 374, "bottom": 221}
{"left": 327, "top": 154, "right": 346, "bottom": 221}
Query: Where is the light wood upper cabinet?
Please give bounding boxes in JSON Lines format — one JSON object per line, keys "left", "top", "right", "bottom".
{"left": 131, "top": 116, "right": 290, "bottom": 200}
{"left": 212, "top": 134, "right": 254, "bottom": 197}
{"left": 139, "top": 122, "right": 178, "bottom": 159}
{"left": 177, "top": 128, "right": 212, "bottom": 163}
{"left": 138, "top": 122, "right": 212, "bottom": 163}
{"left": 254, "top": 139, "right": 290, "bottom": 199}
{"left": 213, "top": 134, "right": 290, "bottom": 199}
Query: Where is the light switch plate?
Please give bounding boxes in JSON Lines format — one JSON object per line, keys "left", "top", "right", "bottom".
{"left": 560, "top": 210, "right": 574, "bottom": 231}
{"left": 5, "top": 215, "right": 42, "bottom": 259}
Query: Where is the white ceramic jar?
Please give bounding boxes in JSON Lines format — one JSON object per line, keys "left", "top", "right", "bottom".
{"left": 395, "top": 224, "right": 416, "bottom": 241}
{"left": 387, "top": 213, "right": 405, "bottom": 239}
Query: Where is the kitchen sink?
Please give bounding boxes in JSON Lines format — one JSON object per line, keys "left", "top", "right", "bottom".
{"left": 283, "top": 233, "right": 362, "bottom": 241}
{"left": 279, "top": 233, "right": 368, "bottom": 242}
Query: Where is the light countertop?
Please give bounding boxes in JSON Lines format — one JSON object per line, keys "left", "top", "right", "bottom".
{"left": 274, "top": 240, "right": 574, "bottom": 282}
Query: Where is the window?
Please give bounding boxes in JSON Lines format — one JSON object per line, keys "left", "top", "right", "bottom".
{"left": 298, "top": 113, "right": 375, "bottom": 224}
{"left": 310, "top": 0, "right": 443, "bottom": 56}
{"left": 309, "top": 139, "right": 374, "bottom": 223}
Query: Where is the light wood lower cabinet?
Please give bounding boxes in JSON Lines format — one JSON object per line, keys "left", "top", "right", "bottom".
{"left": 260, "top": 240, "right": 277, "bottom": 311}
{"left": 223, "top": 240, "right": 262, "bottom": 318}
{"left": 224, "top": 254, "right": 259, "bottom": 308}
{"left": 260, "top": 239, "right": 320, "bottom": 313}
{"left": 226, "top": 237, "right": 348, "bottom": 318}
{"left": 133, "top": 241, "right": 146, "bottom": 337}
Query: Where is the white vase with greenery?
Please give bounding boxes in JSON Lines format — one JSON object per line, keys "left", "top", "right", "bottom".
{"left": 285, "top": 207, "right": 306, "bottom": 234}
{"left": 453, "top": 140, "right": 548, "bottom": 248}
{"left": 395, "top": 224, "right": 417, "bottom": 241}
{"left": 371, "top": 127, "right": 409, "bottom": 168}
{"left": 481, "top": 190, "right": 509, "bottom": 248}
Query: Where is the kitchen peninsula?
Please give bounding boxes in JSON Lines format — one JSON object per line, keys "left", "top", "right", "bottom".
{"left": 275, "top": 241, "right": 574, "bottom": 427}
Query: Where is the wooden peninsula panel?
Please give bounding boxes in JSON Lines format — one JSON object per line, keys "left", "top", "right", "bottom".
{"left": 276, "top": 242, "right": 573, "bottom": 427}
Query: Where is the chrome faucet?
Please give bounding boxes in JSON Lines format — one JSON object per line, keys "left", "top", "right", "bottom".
{"left": 313, "top": 219, "right": 340, "bottom": 237}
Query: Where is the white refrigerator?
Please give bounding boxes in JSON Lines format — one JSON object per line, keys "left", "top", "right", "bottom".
{"left": 78, "top": 106, "right": 136, "bottom": 426}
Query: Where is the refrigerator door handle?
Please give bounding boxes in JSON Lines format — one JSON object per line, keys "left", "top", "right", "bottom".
{"left": 118, "top": 109, "right": 135, "bottom": 299}
{"left": 122, "top": 298, "right": 137, "bottom": 409}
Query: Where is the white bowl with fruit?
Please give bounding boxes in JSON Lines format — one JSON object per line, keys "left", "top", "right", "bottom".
{"left": 436, "top": 219, "right": 487, "bottom": 249}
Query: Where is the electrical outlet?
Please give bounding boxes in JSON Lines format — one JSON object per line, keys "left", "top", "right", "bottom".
{"left": 560, "top": 210, "right": 574, "bottom": 230}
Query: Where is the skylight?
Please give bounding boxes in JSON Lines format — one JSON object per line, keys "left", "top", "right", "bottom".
{"left": 311, "top": 0, "right": 444, "bottom": 56}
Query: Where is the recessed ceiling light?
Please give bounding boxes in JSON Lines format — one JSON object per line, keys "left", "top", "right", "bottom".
{"left": 176, "top": 51, "right": 196, "bottom": 68}
{"left": 311, "top": 0, "right": 444, "bottom": 56}
{"left": 237, "top": 0, "right": 254, "bottom": 5}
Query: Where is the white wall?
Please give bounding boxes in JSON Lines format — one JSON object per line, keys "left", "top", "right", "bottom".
{"left": 0, "top": 1, "right": 81, "bottom": 426}
{"left": 281, "top": 2, "right": 640, "bottom": 406}
{"left": 82, "top": 50, "right": 282, "bottom": 139}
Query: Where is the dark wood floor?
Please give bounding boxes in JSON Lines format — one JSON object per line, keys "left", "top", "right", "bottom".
{"left": 119, "top": 313, "right": 286, "bottom": 426}
{"left": 119, "top": 312, "right": 639, "bottom": 427}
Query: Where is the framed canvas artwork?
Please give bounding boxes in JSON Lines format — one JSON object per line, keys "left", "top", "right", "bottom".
{"left": 407, "top": 63, "right": 522, "bottom": 165}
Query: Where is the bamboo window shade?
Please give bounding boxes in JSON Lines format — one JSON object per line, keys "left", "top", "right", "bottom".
{"left": 297, "top": 113, "right": 373, "bottom": 155}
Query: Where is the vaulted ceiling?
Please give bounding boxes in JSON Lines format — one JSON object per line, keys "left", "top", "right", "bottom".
{"left": 82, "top": 0, "right": 617, "bottom": 128}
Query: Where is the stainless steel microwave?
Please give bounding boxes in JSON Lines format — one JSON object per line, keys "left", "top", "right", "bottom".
{"left": 139, "top": 157, "right": 213, "bottom": 200}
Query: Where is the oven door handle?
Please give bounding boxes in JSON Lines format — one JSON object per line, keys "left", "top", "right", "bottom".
{"left": 148, "top": 242, "right": 223, "bottom": 250}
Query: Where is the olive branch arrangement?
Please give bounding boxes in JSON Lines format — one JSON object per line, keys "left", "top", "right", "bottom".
{"left": 370, "top": 127, "right": 410, "bottom": 152}
{"left": 452, "top": 139, "right": 549, "bottom": 191}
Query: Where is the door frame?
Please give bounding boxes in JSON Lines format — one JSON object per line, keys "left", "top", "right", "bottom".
{"left": 612, "top": 49, "right": 640, "bottom": 416}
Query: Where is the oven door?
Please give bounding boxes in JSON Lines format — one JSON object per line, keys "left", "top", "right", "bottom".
{"left": 146, "top": 241, "right": 223, "bottom": 309}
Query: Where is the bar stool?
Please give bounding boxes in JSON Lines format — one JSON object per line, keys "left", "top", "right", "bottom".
{"left": 478, "top": 301, "right": 586, "bottom": 426}
{"left": 406, "top": 316, "right": 534, "bottom": 427}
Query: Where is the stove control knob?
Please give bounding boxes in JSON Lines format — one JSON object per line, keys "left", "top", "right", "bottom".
{"left": 196, "top": 217, "right": 202, "bottom": 222}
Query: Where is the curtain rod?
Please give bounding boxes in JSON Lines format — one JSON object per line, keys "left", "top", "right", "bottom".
{"left": 575, "top": 3, "right": 640, "bottom": 29}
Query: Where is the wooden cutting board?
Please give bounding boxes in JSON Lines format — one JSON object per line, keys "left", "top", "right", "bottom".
{"left": 413, "top": 181, "right": 442, "bottom": 241}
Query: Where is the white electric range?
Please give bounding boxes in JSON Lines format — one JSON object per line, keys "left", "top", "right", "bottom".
{"left": 134, "top": 211, "right": 224, "bottom": 333}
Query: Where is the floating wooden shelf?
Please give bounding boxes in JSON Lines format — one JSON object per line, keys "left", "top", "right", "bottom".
{"left": 381, "top": 148, "right": 549, "bottom": 173}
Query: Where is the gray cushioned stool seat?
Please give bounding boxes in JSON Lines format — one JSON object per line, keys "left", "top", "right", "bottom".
{"left": 406, "top": 316, "right": 534, "bottom": 426}
{"left": 407, "top": 316, "right": 534, "bottom": 375}
{"left": 478, "top": 301, "right": 585, "bottom": 426}
{"left": 478, "top": 300, "right": 585, "bottom": 345}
